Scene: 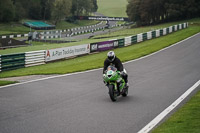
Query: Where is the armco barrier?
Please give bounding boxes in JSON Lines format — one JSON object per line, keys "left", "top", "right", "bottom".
{"left": 142, "top": 33, "right": 147, "bottom": 41}
{"left": 0, "top": 53, "right": 25, "bottom": 71}
{"left": 160, "top": 29, "right": 163, "bottom": 36}
{"left": 137, "top": 33, "right": 143, "bottom": 42}
{"left": 131, "top": 35, "right": 137, "bottom": 44}
{"left": 117, "top": 38, "right": 125, "bottom": 47}
{"left": 125, "top": 36, "right": 132, "bottom": 46}
{"left": 0, "top": 23, "right": 188, "bottom": 72}
{"left": 25, "top": 50, "right": 46, "bottom": 67}
{"left": 163, "top": 28, "right": 166, "bottom": 35}
{"left": 166, "top": 28, "right": 169, "bottom": 34}
{"left": 156, "top": 30, "right": 160, "bottom": 37}
{"left": 147, "top": 31, "right": 152, "bottom": 40}
{"left": 152, "top": 31, "right": 156, "bottom": 38}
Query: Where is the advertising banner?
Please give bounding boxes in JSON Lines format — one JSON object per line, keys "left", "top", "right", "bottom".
{"left": 90, "top": 43, "right": 98, "bottom": 52}
{"left": 73, "top": 16, "right": 130, "bottom": 21}
{"left": 97, "top": 41, "right": 114, "bottom": 51}
{"left": 90, "top": 41, "right": 115, "bottom": 52}
{"left": 110, "top": 39, "right": 119, "bottom": 48}
{"left": 46, "top": 44, "right": 90, "bottom": 62}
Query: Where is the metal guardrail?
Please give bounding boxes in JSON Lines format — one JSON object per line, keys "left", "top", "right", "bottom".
{"left": 0, "top": 23, "right": 188, "bottom": 72}
{"left": 0, "top": 53, "right": 25, "bottom": 71}
{"left": 25, "top": 50, "right": 46, "bottom": 67}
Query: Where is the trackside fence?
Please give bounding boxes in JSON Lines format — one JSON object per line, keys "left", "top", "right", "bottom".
{"left": 25, "top": 50, "right": 46, "bottom": 67}
{"left": 0, "top": 22, "right": 188, "bottom": 72}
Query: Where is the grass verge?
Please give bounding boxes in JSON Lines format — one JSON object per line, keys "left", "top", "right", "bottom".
{"left": 0, "top": 20, "right": 98, "bottom": 36}
{"left": 0, "top": 24, "right": 199, "bottom": 78}
{"left": 0, "top": 80, "right": 18, "bottom": 86}
{"left": 97, "top": 0, "right": 128, "bottom": 17}
{"left": 152, "top": 89, "right": 200, "bottom": 133}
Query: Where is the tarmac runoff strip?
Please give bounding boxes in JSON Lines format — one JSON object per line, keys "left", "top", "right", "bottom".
{"left": 137, "top": 79, "right": 200, "bottom": 133}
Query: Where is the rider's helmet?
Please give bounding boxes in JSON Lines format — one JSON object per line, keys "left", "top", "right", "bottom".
{"left": 107, "top": 51, "right": 115, "bottom": 62}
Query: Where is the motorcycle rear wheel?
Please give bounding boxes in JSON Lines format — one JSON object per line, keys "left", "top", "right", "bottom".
{"left": 108, "top": 84, "right": 117, "bottom": 102}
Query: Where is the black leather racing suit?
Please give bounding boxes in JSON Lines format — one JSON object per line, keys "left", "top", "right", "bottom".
{"left": 103, "top": 56, "right": 128, "bottom": 83}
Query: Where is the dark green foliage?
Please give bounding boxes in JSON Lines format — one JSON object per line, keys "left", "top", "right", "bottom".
{"left": 126, "top": 0, "right": 200, "bottom": 26}
{"left": 71, "top": 0, "right": 95, "bottom": 16}
{"left": 0, "top": 0, "right": 97, "bottom": 23}
{"left": 92, "top": 0, "right": 98, "bottom": 12}
{"left": 0, "top": 0, "right": 15, "bottom": 22}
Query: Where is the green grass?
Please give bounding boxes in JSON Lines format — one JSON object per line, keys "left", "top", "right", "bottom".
{"left": 55, "top": 20, "right": 98, "bottom": 30}
{"left": 152, "top": 90, "right": 200, "bottom": 133}
{"left": 0, "top": 20, "right": 98, "bottom": 36}
{"left": 0, "top": 22, "right": 30, "bottom": 35}
{"left": 97, "top": 0, "right": 128, "bottom": 17}
{"left": 0, "top": 80, "right": 18, "bottom": 86}
{"left": 93, "top": 19, "right": 199, "bottom": 39}
{"left": 0, "top": 24, "right": 199, "bottom": 78}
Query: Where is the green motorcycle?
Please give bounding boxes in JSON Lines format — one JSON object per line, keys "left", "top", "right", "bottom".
{"left": 103, "top": 66, "right": 128, "bottom": 102}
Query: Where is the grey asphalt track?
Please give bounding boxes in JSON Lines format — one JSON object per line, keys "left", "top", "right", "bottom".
{"left": 0, "top": 33, "right": 200, "bottom": 133}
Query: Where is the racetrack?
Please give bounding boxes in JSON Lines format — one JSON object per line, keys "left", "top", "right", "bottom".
{"left": 0, "top": 33, "right": 200, "bottom": 133}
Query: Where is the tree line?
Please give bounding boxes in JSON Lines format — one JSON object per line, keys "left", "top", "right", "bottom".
{"left": 126, "top": 0, "right": 200, "bottom": 26}
{"left": 0, "top": 0, "right": 98, "bottom": 24}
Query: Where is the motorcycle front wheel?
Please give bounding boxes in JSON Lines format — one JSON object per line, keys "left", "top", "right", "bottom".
{"left": 108, "top": 84, "right": 117, "bottom": 102}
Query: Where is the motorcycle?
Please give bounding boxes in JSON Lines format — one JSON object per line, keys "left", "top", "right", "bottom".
{"left": 103, "top": 65, "right": 128, "bottom": 102}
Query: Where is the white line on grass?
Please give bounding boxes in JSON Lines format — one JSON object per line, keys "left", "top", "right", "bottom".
{"left": 138, "top": 79, "right": 200, "bottom": 133}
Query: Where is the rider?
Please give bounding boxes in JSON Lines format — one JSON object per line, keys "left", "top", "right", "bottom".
{"left": 103, "top": 51, "right": 129, "bottom": 87}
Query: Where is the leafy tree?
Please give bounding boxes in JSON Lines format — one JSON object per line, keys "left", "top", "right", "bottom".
{"left": 126, "top": 0, "right": 141, "bottom": 26}
{"left": 71, "top": 0, "right": 94, "bottom": 16}
{"left": 0, "top": 0, "right": 15, "bottom": 22}
{"left": 14, "top": 1, "right": 26, "bottom": 21}
{"left": 29, "top": 1, "right": 42, "bottom": 20}
{"left": 92, "top": 0, "right": 98, "bottom": 12}
{"left": 40, "top": 0, "right": 54, "bottom": 20}
{"left": 51, "top": 0, "right": 72, "bottom": 25}
{"left": 126, "top": 0, "right": 200, "bottom": 26}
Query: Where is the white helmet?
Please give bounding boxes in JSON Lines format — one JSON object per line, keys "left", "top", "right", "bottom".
{"left": 107, "top": 51, "right": 115, "bottom": 62}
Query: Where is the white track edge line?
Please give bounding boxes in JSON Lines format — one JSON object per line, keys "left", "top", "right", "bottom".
{"left": 138, "top": 79, "right": 200, "bottom": 133}
{"left": 0, "top": 32, "right": 199, "bottom": 89}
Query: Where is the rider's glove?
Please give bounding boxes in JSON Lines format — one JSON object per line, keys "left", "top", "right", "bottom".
{"left": 120, "top": 71, "right": 125, "bottom": 76}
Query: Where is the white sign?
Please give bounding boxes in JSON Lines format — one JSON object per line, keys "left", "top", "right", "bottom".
{"left": 46, "top": 44, "right": 90, "bottom": 62}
